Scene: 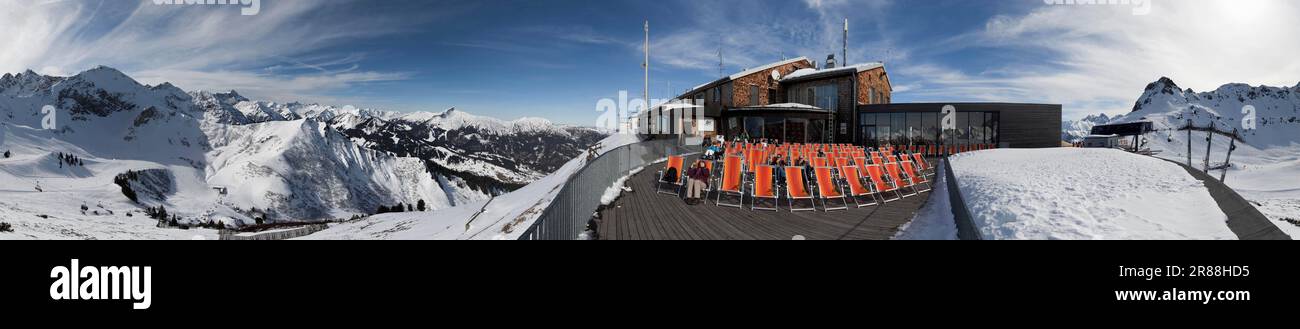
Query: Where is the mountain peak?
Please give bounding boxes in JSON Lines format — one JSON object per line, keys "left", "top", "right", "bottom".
{"left": 71, "top": 66, "right": 137, "bottom": 86}
{"left": 1147, "top": 77, "right": 1180, "bottom": 91}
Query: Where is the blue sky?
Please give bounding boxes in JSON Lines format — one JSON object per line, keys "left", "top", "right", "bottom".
{"left": 4, "top": 0, "right": 1299, "bottom": 124}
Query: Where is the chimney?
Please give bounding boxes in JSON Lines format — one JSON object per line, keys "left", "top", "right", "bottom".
{"left": 826, "top": 54, "right": 837, "bottom": 69}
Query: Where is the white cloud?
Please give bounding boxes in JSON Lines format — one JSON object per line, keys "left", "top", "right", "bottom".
{"left": 645, "top": 0, "right": 896, "bottom": 74}
{"left": 0, "top": 0, "right": 416, "bottom": 105}
{"left": 894, "top": 0, "right": 1300, "bottom": 119}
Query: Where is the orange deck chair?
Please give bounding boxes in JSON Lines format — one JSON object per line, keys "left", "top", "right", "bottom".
{"left": 784, "top": 166, "right": 815, "bottom": 212}
{"left": 715, "top": 156, "right": 745, "bottom": 208}
{"left": 911, "top": 153, "right": 935, "bottom": 178}
{"left": 813, "top": 167, "right": 848, "bottom": 211}
{"left": 751, "top": 165, "right": 779, "bottom": 211}
{"left": 884, "top": 162, "right": 918, "bottom": 198}
{"left": 656, "top": 155, "right": 686, "bottom": 196}
{"left": 864, "top": 164, "right": 902, "bottom": 202}
{"left": 834, "top": 157, "right": 851, "bottom": 169}
{"left": 901, "top": 160, "right": 932, "bottom": 193}
{"left": 813, "top": 157, "right": 829, "bottom": 168}
{"left": 839, "top": 165, "right": 879, "bottom": 208}
{"left": 853, "top": 156, "right": 869, "bottom": 169}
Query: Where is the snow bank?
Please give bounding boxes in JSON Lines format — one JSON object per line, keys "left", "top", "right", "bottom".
{"left": 949, "top": 148, "right": 1235, "bottom": 240}
{"left": 893, "top": 162, "right": 957, "bottom": 240}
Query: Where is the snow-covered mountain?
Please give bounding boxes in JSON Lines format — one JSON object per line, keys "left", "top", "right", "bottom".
{"left": 1067, "top": 77, "right": 1300, "bottom": 149}
{"left": 0, "top": 66, "right": 603, "bottom": 238}
{"left": 1060, "top": 113, "right": 1112, "bottom": 143}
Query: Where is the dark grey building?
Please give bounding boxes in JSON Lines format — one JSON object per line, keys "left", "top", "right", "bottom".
{"left": 856, "top": 103, "right": 1062, "bottom": 149}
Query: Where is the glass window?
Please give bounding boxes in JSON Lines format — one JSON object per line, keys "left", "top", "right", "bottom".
{"left": 922, "top": 112, "right": 938, "bottom": 146}
{"left": 987, "top": 112, "right": 999, "bottom": 145}
{"left": 956, "top": 112, "right": 969, "bottom": 145}
{"left": 969, "top": 112, "right": 984, "bottom": 145}
{"left": 877, "top": 114, "right": 890, "bottom": 146}
{"left": 810, "top": 119, "right": 826, "bottom": 143}
{"left": 748, "top": 85, "right": 758, "bottom": 106}
{"left": 891, "top": 113, "right": 906, "bottom": 145}
{"left": 722, "top": 83, "right": 733, "bottom": 106}
{"left": 806, "top": 88, "right": 815, "bottom": 106}
{"left": 744, "top": 116, "right": 764, "bottom": 139}
{"left": 907, "top": 113, "right": 922, "bottom": 145}
{"left": 814, "top": 84, "right": 838, "bottom": 112}
{"left": 765, "top": 116, "right": 784, "bottom": 143}
{"left": 786, "top": 118, "right": 808, "bottom": 144}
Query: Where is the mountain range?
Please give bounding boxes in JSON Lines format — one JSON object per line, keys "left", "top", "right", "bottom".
{"left": 0, "top": 66, "right": 603, "bottom": 235}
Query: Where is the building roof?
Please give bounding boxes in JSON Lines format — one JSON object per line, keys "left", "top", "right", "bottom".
{"left": 680, "top": 57, "right": 813, "bottom": 98}
{"left": 731, "top": 103, "right": 829, "bottom": 113}
{"left": 780, "top": 62, "right": 885, "bottom": 83}
{"left": 728, "top": 56, "right": 810, "bottom": 81}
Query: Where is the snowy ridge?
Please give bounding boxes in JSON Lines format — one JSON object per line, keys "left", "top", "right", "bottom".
{"left": 1, "top": 66, "right": 601, "bottom": 239}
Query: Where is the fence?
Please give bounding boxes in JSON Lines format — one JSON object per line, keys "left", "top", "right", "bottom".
{"left": 518, "top": 138, "right": 696, "bottom": 240}
{"left": 218, "top": 223, "right": 329, "bottom": 240}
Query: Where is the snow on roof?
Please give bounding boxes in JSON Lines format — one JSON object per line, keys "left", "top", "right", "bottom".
{"left": 732, "top": 103, "right": 828, "bottom": 112}
{"left": 781, "top": 62, "right": 885, "bottom": 82}
{"left": 1085, "top": 134, "right": 1120, "bottom": 138}
{"left": 728, "top": 57, "right": 810, "bottom": 80}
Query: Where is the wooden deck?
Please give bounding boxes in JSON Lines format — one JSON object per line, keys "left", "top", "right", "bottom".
{"left": 596, "top": 156, "right": 934, "bottom": 240}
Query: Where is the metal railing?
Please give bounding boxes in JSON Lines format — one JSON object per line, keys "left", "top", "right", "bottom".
{"left": 518, "top": 138, "right": 696, "bottom": 240}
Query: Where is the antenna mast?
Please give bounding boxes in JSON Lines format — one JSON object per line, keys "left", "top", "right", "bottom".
{"left": 717, "top": 36, "right": 724, "bottom": 77}
{"left": 843, "top": 18, "right": 848, "bottom": 65}
{"left": 643, "top": 20, "right": 650, "bottom": 114}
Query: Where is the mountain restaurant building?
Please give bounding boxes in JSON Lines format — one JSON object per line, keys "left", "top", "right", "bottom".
{"left": 644, "top": 56, "right": 1061, "bottom": 149}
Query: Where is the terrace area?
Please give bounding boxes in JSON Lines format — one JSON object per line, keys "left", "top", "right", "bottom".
{"left": 595, "top": 151, "right": 936, "bottom": 240}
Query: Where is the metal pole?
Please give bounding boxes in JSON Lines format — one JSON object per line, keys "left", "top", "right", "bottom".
{"left": 1221, "top": 129, "right": 1237, "bottom": 183}
{"left": 843, "top": 18, "right": 848, "bottom": 65}
{"left": 1203, "top": 127, "right": 1213, "bottom": 174}
{"left": 644, "top": 20, "right": 650, "bottom": 123}
{"left": 1186, "top": 119, "right": 1192, "bottom": 166}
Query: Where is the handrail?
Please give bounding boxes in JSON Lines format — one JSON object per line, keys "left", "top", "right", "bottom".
{"left": 518, "top": 138, "right": 694, "bottom": 240}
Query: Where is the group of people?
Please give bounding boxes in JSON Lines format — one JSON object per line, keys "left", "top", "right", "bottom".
{"left": 684, "top": 135, "right": 841, "bottom": 205}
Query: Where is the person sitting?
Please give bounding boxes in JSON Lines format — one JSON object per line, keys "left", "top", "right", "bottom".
{"left": 706, "top": 143, "right": 722, "bottom": 160}
{"left": 768, "top": 154, "right": 787, "bottom": 184}
{"left": 684, "top": 161, "right": 710, "bottom": 205}
{"left": 792, "top": 156, "right": 812, "bottom": 187}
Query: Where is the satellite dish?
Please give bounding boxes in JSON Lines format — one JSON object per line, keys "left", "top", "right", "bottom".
{"left": 770, "top": 69, "right": 782, "bottom": 81}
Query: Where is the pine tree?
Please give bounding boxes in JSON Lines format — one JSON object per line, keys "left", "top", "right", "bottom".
{"left": 407, "top": 203, "right": 413, "bottom": 212}
{"left": 3, "top": 150, "right": 10, "bottom": 158}
{"left": 417, "top": 199, "right": 426, "bottom": 212}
